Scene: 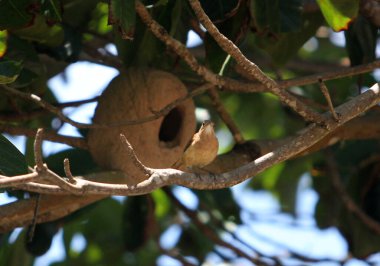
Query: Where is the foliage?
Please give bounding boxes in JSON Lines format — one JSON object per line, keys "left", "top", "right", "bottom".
{"left": 0, "top": 0, "right": 379, "bottom": 265}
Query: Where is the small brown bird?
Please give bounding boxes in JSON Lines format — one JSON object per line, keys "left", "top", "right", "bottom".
{"left": 173, "top": 120, "right": 219, "bottom": 170}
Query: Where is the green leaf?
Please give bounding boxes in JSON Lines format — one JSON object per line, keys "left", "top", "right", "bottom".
{"left": 44, "top": 148, "right": 97, "bottom": 176}
{"left": 316, "top": 0, "right": 359, "bottom": 31}
{"left": 251, "top": 0, "right": 302, "bottom": 32}
{"left": 0, "top": 134, "right": 28, "bottom": 176}
{"left": 254, "top": 11, "right": 324, "bottom": 65}
{"left": 109, "top": 0, "right": 136, "bottom": 40}
{"left": 345, "top": 15, "right": 377, "bottom": 66}
{"left": 12, "top": 15, "right": 64, "bottom": 47}
{"left": 0, "top": 60, "right": 23, "bottom": 84}
{"left": 122, "top": 195, "right": 156, "bottom": 251}
{"left": 0, "top": 0, "right": 36, "bottom": 30}
{"left": 200, "top": 0, "right": 240, "bottom": 22}
{"left": 0, "top": 30, "right": 7, "bottom": 57}
{"left": 195, "top": 189, "right": 241, "bottom": 224}
{"left": 205, "top": 0, "right": 249, "bottom": 72}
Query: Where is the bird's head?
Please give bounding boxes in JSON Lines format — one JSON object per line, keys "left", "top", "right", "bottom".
{"left": 200, "top": 120, "right": 215, "bottom": 135}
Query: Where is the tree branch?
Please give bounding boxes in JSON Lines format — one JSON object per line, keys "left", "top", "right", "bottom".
{"left": 0, "top": 83, "right": 379, "bottom": 232}
{"left": 188, "top": 0, "right": 323, "bottom": 123}
{"left": 207, "top": 87, "right": 244, "bottom": 144}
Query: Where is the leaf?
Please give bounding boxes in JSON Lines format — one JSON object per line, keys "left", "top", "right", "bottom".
{"left": 108, "top": 0, "right": 136, "bottom": 40}
{"left": 0, "top": 0, "right": 36, "bottom": 30}
{"left": 200, "top": 0, "right": 240, "bottom": 23}
{"left": 195, "top": 189, "right": 241, "bottom": 224}
{"left": 41, "top": 0, "right": 63, "bottom": 22}
{"left": 344, "top": 15, "right": 377, "bottom": 66}
{"left": 254, "top": 11, "right": 324, "bottom": 65}
{"left": 122, "top": 195, "right": 156, "bottom": 251}
{"left": 12, "top": 15, "right": 64, "bottom": 47}
{"left": 44, "top": 148, "right": 98, "bottom": 176}
{"left": 0, "top": 134, "right": 28, "bottom": 176}
{"left": 0, "top": 230, "right": 34, "bottom": 266}
{"left": 205, "top": 0, "right": 249, "bottom": 72}
{"left": 316, "top": 0, "right": 359, "bottom": 31}
{"left": 251, "top": 0, "right": 302, "bottom": 33}
{"left": 0, "top": 30, "right": 7, "bottom": 58}
{"left": 0, "top": 60, "right": 23, "bottom": 84}
{"left": 25, "top": 222, "right": 59, "bottom": 256}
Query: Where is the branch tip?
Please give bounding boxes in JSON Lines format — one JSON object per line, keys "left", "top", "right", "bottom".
{"left": 63, "top": 158, "right": 76, "bottom": 184}
{"left": 34, "top": 128, "right": 45, "bottom": 172}
{"left": 119, "top": 134, "right": 152, "bottom": 176}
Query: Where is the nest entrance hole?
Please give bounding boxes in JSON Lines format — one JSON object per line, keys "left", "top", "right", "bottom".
{"left": 159, "top": 107, "right": 183, "bottom": 147}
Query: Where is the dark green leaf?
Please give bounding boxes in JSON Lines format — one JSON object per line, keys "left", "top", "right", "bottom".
{"left": 254, "top": 11, "right": 324, "bottom": 65}
{"left": 41, "top": 0, "right": 63, "bottom": 22}
{"left": 205, "top": 0, "right": 249, "bottom": 72}
{"left": 0, "top": 230, "right": 34, "bottom": 266}
{"left": 109, "top": 0, "right": 136, "bottom": 40}
{"left": 195, "top": 189, "right": 241, "bottom": 224}
{"left": 251, "top": 0, "right": 302, "bottom": 32}
{"left": 0, "top": 134, "right": 27, "bottom": 176}
{"left": 0, "top": 60, "right": 23, "bottom": 84}
{"left": 12, "top": 15, "right": 64, "bottom": 47}
{"left": 178, "top": 225, "right": 213, "bottom": 261}
{"left": 123, "top": 195, "right": 156, "bottom": 251}
{"left": 25, "top": 222, "right": 59, "bottom": 256}
{"left": 11, "top": 68, "right": 39, "bottom": 88}
{"left": 316, "top": 0, "right": 359, "bottom": 31}
{"left": 0, "top": 0, "right": 36, "bottom": 30}
{"left": 345, "top": 15, "right": 378, "bottom": 66}
{"left": 200, "top": 0, "right": 240, "bottom": 22}
{"left": 44, "top": 148, "right": 97, "bottom": 177}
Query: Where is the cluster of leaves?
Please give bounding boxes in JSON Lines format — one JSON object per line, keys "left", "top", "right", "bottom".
{"left": 0, "top": 0, "right": 379, "bottom": 265}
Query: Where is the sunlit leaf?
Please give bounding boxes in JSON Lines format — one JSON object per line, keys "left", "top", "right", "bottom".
{"left": 316, "top": 0, "right": 359, "bottom": 31}
{"left": 0, "top": 30, "right": 7, "bottom": 57}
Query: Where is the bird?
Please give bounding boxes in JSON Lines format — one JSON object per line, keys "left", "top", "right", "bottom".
{"left": 173, "top": 120, "right": 219, "bottom": 170}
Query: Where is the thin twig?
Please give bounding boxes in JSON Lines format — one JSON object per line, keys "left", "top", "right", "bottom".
{"left": 0, "top": 97, "right": 99, "bottom": 122}
{"left": 120, "top": 134, "right": 153, "bottom": 176}
{"left": 188, "top": 0, "right": 323, "bottom": 123}
{"left": 134, "top": 1, "right": 266, "bottom": 94}
{"left": 28, "top": 194, "right": 41, "bottom": 242}
{"left": 63, "top": 158, "right": 76, "bottom": 184}
{"left": 15, "top": 83, "right": 380, "bottom": 195}
{"left": 0, "top": 124, "right": 88, "bottom": 149}
{"left": 207, "top": 87, "right": 244, "bottom": 144}
{"left": 0, "top": 172, "right": 39, "bottom": 187}
{"left": 158, "top": 245, "right": 198, "bottom": 266}
{"left": 318, "top": 78, "right": 339, "bottom": 121}
{"left": 34, "top": 129, "right": 45, "bottom": 172}
{"left": 164, "top": 188, "right": 271, "bottom": 266}
{"left": 325, "top": 151, "right": 380, "bottom": 236}
{"left": 0, "top": 84, "right": 378, "bottom": 198}
{"left": 1, "top": 83, "right": 211, "bottom": 129}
